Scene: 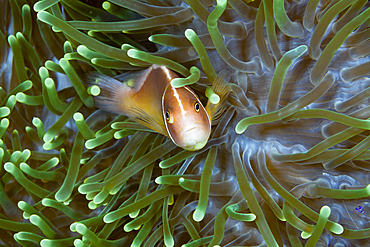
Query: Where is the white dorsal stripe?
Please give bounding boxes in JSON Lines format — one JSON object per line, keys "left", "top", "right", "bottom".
{"left": 162, "top": 66, "right": 176, "bottom": 81}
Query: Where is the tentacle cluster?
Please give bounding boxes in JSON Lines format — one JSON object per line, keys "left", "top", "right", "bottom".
{"left": 0, "top": 0, "right": 370, "bottom": 246}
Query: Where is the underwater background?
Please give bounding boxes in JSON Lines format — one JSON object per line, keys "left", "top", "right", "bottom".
{"left": 1, "top": 0, "right": 370, "bottom": 246}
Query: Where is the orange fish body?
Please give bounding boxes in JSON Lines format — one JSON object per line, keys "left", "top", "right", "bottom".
{"left": 107, "top": 65, "right": 172, "bottom": 125}
{"left": 87, "top": 64, "right": 217, "bottom": 151}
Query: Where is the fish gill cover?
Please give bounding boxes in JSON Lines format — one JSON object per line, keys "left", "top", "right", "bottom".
{"left": 0, "top": 0, "right": 370, "bottom": 246}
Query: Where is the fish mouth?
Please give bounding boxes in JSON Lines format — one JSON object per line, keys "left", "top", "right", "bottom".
{"left": 185, "top": 140, "right": 207, "bottom": 151}
{"left": 180, "top": 127, "right": 208, "bottom": 151}
{"left": 185, "top": 127, "right": 197, "bottom": 133}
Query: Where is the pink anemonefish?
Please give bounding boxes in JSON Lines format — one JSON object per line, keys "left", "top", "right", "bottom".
{"left": 86, "top": 64, "right": 229, "bottom": 151}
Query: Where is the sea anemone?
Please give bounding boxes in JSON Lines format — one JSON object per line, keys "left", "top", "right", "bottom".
{"left": 1, "top": 0, "right": 370, "bottom": 246}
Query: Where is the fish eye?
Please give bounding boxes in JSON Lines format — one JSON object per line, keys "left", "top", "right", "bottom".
{"left": 194, "top": 102, "right": 200, "bottom": 112}
{"left": 166, "top": 110, "right": 170, "bottom": 121}
{"left": 165, "top": 110, "right": 174, "bottom": 123}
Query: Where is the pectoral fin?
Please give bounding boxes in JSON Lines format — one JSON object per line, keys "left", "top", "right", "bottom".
{"left": 206, "top": 70, "right": 231, "bottom": 125}
{"left": 128, "top": 107, "right": 168, "bottom": 136}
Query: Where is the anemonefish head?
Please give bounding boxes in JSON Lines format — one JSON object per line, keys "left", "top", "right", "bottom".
{"left": 162, "top": 85, "right": 211, "bottom": 151}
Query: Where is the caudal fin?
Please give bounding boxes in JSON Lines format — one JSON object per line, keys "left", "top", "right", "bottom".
{"left": 85, "top": 73, "right": 127, "bottom": 115}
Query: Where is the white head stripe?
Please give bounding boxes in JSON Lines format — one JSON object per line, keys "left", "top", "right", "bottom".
{"left": 172, "top": 88, "right": 186, "bottom": 116}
